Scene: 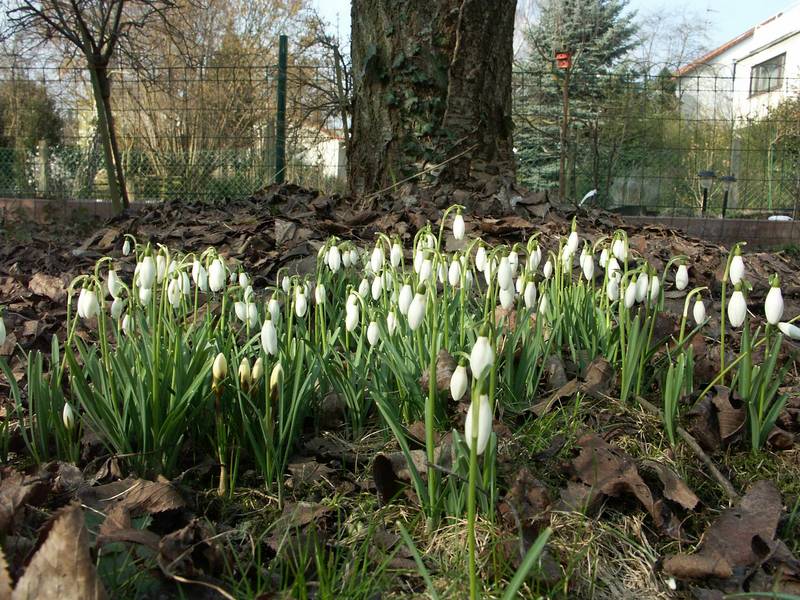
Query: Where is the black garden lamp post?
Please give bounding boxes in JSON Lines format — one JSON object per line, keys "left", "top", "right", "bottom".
{"left": 698, "top": 170, "right": 715, "bottom": 216}
{"left": 720, "top": 175, "right": 736, "bottom": 218}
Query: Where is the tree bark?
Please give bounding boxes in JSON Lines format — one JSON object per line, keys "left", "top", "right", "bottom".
{"left": 94, "top": 63, "right": 130, "bottom": 209}
{"left": 349, "top": 0, "right": 517, "bottom": 199}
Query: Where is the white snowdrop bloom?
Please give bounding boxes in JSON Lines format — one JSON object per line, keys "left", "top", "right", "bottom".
{"left": 765, "top": 279, "right": 783, "bottom": 326}
{"left": 208, "top": 259, "right": 225, "bottom": 292}
{"left": 345, "top": 303, "right": 360, "bottom": 332}
{"left": 229, "top": 270, "right": 237, "bottom": 285}
{"left": 408, "top": 292, "right": 427, "bottom": 331}
{"left": 386, "top": 311, "right": 398, "bottom": 335}
{"left": 524, "top": 281, "right": 537, "bottom": 309}
{"left": 515, "top": 275, "right": 524, "bottom": 294}
{"left": 499, "top": 287, "right": 514, "bottom": 310}
{"left": 367, "top": 321, "right": 380, "bottom": 346}
{"left": 538, "top": 292, "right": 549, "bottom": 316}
{"left": 192, "top": 261, "right": 208, "bottom": 292}
{"left": 612, "top": 237, "right": 628, "bottom": 262}
{"left": 138, "top": 256, "right": 156, "bottom": 289}
{"left": 239, "top": 272, "right": 250, "bottom": 289}
{"left": 281, "top": 276, "right": 290, "bottom": 294}
{"left": 727, "top": 289, "right": 747, "bottom": 328}
{"left": 497, "top": 256, "right": 513, "bottom": 290}
{"left": 122, "top": 313, "right": 133, "bottom": 335}
{"left": 729, "top": 254, "right": 745, "bottom": 285}
{"left": 371, "top": 246, "right": 385, "bottom": 272}
{"left": 566, "top": 230, "right": 579, "bottom": 256}
{"left": 635, "top": 272, "right": 649, "bottom": 303}
{"left": 561, "top": 247, "right": 574, "bottom": 269}
{"left": 78, "top": 288, "right": 100, "bottom": 320}
{"left": 110, "top": 297, "right": 125, "bottom": 320}
{"left": 156, "top": 254, "right": 167, "bottom": 283}
{"left": 450, "top": 364, "right": 468, "bottom": 401}
{"left": 234, "top": 301, "right": 247, "bottom": 323}
{"left": 419, "top": 258, "right": 433, "bottom": 283}
{"left": 398, "top": 284, "right": 413, "bottom": 315}
{"left": 465, "top": 270, "right": 474, "bottom": 291}
{"left": 470, "top": 336, "right": 494, "bottom": 380}
{"left": 508, "top": 250, "right": 519, "bottom": 276}
{"left": 122, "top": 239, "right": 132, "bottom": 256}
{"left": 475, "top": 245, "right": 487, "bottom": 272}
{"left": 328, "top": 245, "right": 342, "bottom": 272}
{"left": 599, "top": 247, "right": 609, "bottom": 269}
{"left": 453, "top": 213, "right": 465, "bottom": 240}
{"left": 582, "top": 255, "right": 595, "bottom": 281}
{"left": 649, "top": 275, "right": 660, "bottom": 303}
{"left": 693, "top": 298, "right": 706, "bottom": 325}
{"left": 528, "top": 245, "right": 542, "bottom": 271}
{"left": 295, "top": 289, "right": 308, "bottom": 318}
{"left": 778, "top": 321, "right": 800, "bottom": 340}
{"left": 180, "top": 272, "right": 191, "bottom": 296}
{"left": 448, "top": 260, "right": 461, "bottom": 288}
{"left": 426, "top": 233, "right": 436, "bottom": 248}
{"left": 167, "top": 278, "right": 181, "bottom": 308}
{"left": 107, "top": 269, "right": 122, "bottom": 299}
{"left": 358, "top": 278, "right": 370, "bottom": 298}
{"left": 349, "top": 248, "right": 359, "bottom": 267}
{"left": 675, "top": 264, "right": 689, "bottom": 291}
{"left": 315, "top": 283, "right": 326, "bottom": 305}
{"left": 268, "top": 296, "right": 281, "bottom": 323}
{"left": 371, "top": 275, "right": 383, "bottom": 300}
{"left": 390, "top": 243, "right": 403, "bottom": 268}
{"left": 607, "top": 276, "right": 620, "bottom": 302}
{"left": 464, "top": 394, "right": 492, "bottom": 455}
{"left": 543, "top": 259, "right": 553, "bottom": 280}
{"left": 607, "top": 257, "right": 620, "bottom": 277}
{"left": 62, "top": 402, "right": 75, "bottom": 430}
{"left": 242, "top": 284, "right": 254, "bottom": 302}
{"left": 247, "top": 301, "right": 259, "bottom": 327}
{"left": 138, "top": 286, "right": 152, "bottom": 304}
{"left": 261, "top": 319, "right": 278, "bottom": 356}
{"left": 342, "top": 247, "right": 352, "bottom": 269}
{"left": 413, "top": 249, "right": 424, "bottom": 273}
{"left": 624, "top": 282, "right": 637, "bottom": 308}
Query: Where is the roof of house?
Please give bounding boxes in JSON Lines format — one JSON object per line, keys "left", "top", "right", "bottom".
{"left": 675, "top": 28, "right": 754, "bottom": 76}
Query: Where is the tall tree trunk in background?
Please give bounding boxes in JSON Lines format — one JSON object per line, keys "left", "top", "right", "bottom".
{"left": 349, "top": 0, "right": 517, "bottom": 201}
{"left": 95, "top": 64, "right": 130, "bottom": 208}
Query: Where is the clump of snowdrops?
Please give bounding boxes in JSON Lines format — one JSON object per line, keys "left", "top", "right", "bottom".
{"left": 2, "top": 208, "right": 798, "bottom": 597}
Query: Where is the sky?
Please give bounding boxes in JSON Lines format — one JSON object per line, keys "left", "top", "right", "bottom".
{"left": 312, "top": 0, "right": 799, "bottom": 59}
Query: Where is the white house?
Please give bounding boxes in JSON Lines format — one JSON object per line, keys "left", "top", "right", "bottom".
{"left": 676, "top": 1, "right": 800, "bottom": 121}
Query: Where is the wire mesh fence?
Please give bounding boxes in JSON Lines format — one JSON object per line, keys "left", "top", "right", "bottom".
{"left": 1, "top": 52, "right": 799, "bottom": 218}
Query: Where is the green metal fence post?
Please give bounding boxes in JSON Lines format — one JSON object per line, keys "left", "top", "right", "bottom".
{"left": 275, "top": 35, "right": 288, "bottom": 184}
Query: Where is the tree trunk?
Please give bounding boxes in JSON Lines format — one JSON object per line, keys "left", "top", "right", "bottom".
{"left": 349, "top": 0, "right": 517, "bottom": 200}
{"left": 95, "top": 64, "right": 130, "bottom": 209}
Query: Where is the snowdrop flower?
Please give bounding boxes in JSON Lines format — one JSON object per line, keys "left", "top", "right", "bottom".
{"left": 483, "top": 258, "right": 496, "bottom": 287}
{"left": 138, "top": 255, "right": 156, "bottom": 289}
{"left": 342, "top": 247, "right": 352, "bottom": 268}
{"left": 538, "top": 292, "right": 549, "bottom": 316}
{"left": 497, "top": 256, "right": 513, "bottom": 290}
{"left": 566, "top": 229, "right": 579, "bottom": 256}
{"left": 607, "top": 257, "right": 620, "bottom": 278}
{"left": 358, "top": 278, "right": 370, "bottom": 298}
{"left": 62, "top": 403, "right": 75, "bottom": 430}
{"left": 261, "top": 318, "right": 278, "bottom": 355}
{"left": 635, "top": 272, "right": 649, "bottom": 303}
{"left": 499, "top": 287, "right": 514, "bottom": 310}
{"left": 208, "top": 259, "right": 225, "bottom": 292}
{"left": 470, "top": 335, "right": 494, "bottom": 380}
{"left": 252, "top": 357, "right": 264, "bottom": 384}
{"left": 464, "top": 394, "right": 492, "bottom": 455}
{"left": 238, "top": 357, "right": 252, "bottom": 388}
{"left": 437, "top": 262, "right": 447, "bottom": 285}
{"left": 77, "top": 288, "right": 100, "bottom": 320}
{"left": 607, "top": 275, "right": 620, "bottom": 302}
{"left": 390, "top": 242, "right": 402, "bottom": 268}
{"left": 624, "top": 282, "right": 637, "bottom": 309}
{"left": 729, "top": 251, "right": 744, "bottom": 285}
{"left": 371, "top": 246, "right": 385, "bottom": 272}
{"left": 268, "top": 295, "right": 281, "bottom": 323}
{"left": 448, "top": 259, "right": 461, "bottom": 288}
{"left": 765, "top": 275, "right": 783, "bottom": 326}
{"left": 107, "top": 269, "right": 122, "bottom": 299}
{"left": 408, "top": 291, "right": 427, "bottom": 331}
{"left": 122, "top": 238, "right": 131, "bottom": 256}
{"left": 234, "top": 301, "right": 247, "bottom": 322}
{"left": 328, "top": 245, "right": 341, "bottom": 272}
{"left": 508, "top": 250, "right": 519, "bottom": 276}
{"left": 348, "top": 248, "right": 359, "bottom": 268}
{"left": 180, "top": 272, "right": 191, "bottom": 296}
{"left": 693, "top": 297, "right": 706, "bottom": 325}
{"left": 138, "top": 286, "right": 152, "bottom": 304}
{"left": 582, "top": 254, "right": 595, "bottom": 281}
{"left": 371, "top": 276, "right": 383, "bottom": 301}
{"left": 649, "top": 273, "right": 660, "bottom": 303}
{"left": 0, "top": 312, "right": 5, "bottom": 346}
{"left": 122, "top": 313, "right": 133, "bottom": 335}
{"left": 727, "top": 286, "right": 747, "bottom": 328}
{"left": 247, "top": 302, "right": 258, "bottom": 327}
{"left": 398, "top": 283, "right": 413, "bottom": 315}
{"left": 212, "top": 353, "right": 228, "bottom": 381}
{"left": 475, "top": 245, "right": 487, "bottom": 272}
{"left": 192, "top": 261, "right": 208, "bottom": 292}
{"left": 419, "top": 258, "right": 433, "bottom": 283}
{"left": 238, "top": 272, "right": 250, "bottom": 289}
{"left": 524, "top": 280, "right": 537, "bottom": 309}
{"left": 543, "top": 259, "right": 553, "bottom": 280}
{"left": 229, "top": 270, "right": 237, "bottom": 285}
{"left": 110, "top": 297, "right": 125, "bottom": 320}
{"left": 528, "top": 243, "right": 542, "bottom": 271}
{"left": 281, "top": 276, "right": 290, "bottom": 294}
{"left": 450, "top": 363, "right": 468, "bottom": 401}
{"left": 612, "top": 237, "right": 628, "bottom": 262}
{"left": 453, "top": 212, "right": 465, "bottom": 240}
{"left": 386, "top": 311, "right": 398, "bottom": 335}
{"left": 295, "top": 288, "right": 308, "bottom": 318}
{"left": 345, "top": 303, "right": 360, "bottom": 332}
{"left": 167, "top": 278, "right": 181, "bottom": 308}
{"left": 156, "top": 254, "right": 167, "bottom": 283}
{"left": 367, "top": 321, "right": 380, "bottom": 346}
{"left": 599, "top": 247, "right": 609, "bottom": 269}
{"left": 315, "top": 283, "right": 326, "bottom": 305}
{"left": 675, "top": 264, "right": 689, "bottom": 291}
{"left": 515, "top": 275, "right": 524, "bottom": 294}
{"left": 778, "top": 321, "right": 800, "bottom": 340}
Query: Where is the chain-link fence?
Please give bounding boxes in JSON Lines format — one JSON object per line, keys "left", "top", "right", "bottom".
{"left": 513, "top": 67, "right": 800, "bottom": 218}
{"left": 0, "top": 52, "right": 347, "bottom": 203}
{"left": 1, "top": 53, "right": 799, "bottom": 217}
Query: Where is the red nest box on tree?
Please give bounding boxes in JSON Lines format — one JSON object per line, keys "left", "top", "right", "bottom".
{"left": 555, "top": 51, "right": 571, "bottom": 70}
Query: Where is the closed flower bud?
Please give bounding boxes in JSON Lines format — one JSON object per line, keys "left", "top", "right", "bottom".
{"left": 349, "top": 248, "right": 359, "bottom": 267}
{"left": 675, "top": 264, "right": 689, "bottom": 291}
{"left": 448, "top": 259, "right": 461, "bottom": 288}
{"left": 122, "top": 313, "right": 133, "bottom": 335}
{"left": 464, "top": 394, "right": 492, "bottom": 455}
{"left": 524, "top": 281, "right": 537, "bottom": 309}
{"left": 582, "top": 255, "right": 595, "bottom": 281}
{"left": 499, "top": 287, "right": 514, "bottom": 309}
{"left": 212, "top": 353, "right": 228, "bottom": 381}
{"left": 390, "top": 243, "right": 402, "bottom": 268}
{"left": 239, "top": 272, "right": 250, "bottom": 289}
{"left": 453, "top": 212, "right": 465, "bottom": 240}
{"left": 649, "top": 274, "right": 660, "bottom": 303}
{"left": 398, "top": 284, "right": 413, "bottom": 315}
{"left": 138, "top": 285, "right": 151, "bottom": 304}
{"left": 156, "top": 254, "right": 167, "bottom": 283}
{"left": 470, "top": 335, "right": 494, "bottom": 380}
{"left": 450, "top": 364, "right": 468, "bottom": 401}
{"left": 635, "top": 272, "right": 649, "bottom": 303}
{"left": 261, "top": 319, "right": 278, "bottom": 355}
{"left": 358, "top": 278, "right": 370, "bottom": 298}
{"left": 566, "top": 230, "right": 579, "bottom": 255}
{"left": 208, "top": 259, "right": 225, "bottom": 292}
{"left": 295, "top": 289, "right": 308, "bottom": 318}
{"left": 475, "top": 245, "right": 487, "bottom": 272}
{"left": 281, "top": 276, "right": 290, "bottom": 294}
{"left": 371, "top": 246, "right": 385, "bottom": 272}
{"left": 345, "top": 305, "right": 360, "bottom": 332}
{"left": 497, "top": 256, "right": 513, "bottom": 290}
{"left": 0, "top": 313, "right": 5, "bottom": 346}
{"left": 728, "top": 289, "right": 747, "bottom": 328}
{"left": 110, "top": 297, "right": 125, "bottom": 320}
{"left": 419, "top": 258, "right": 433, "bottom": 283}
{"left": 328, "top": 245, "right": 342, "bottom": 272}
{"left": 543, "top": 259, "right": 553, "bottom": 279}
{"left": 239, "top": 357, "right": 252, "bottom": 388}
{"left": 624, "top": 282, "right": 637, "bottom": 308}
{"left": 269, "top": 362, "right": 283, "bottom": 395}
{"left": 386, "top": 311, "right": 398, "bottom": 335}
{"left": 607, "top": 275, "right": 620, "bottom": 302}
{"left": 371, "top": 275, "right": 383, "bottom": 300}
{"left": 538, "top": 292, "right": 549, "bottom": 316}
{"left": 599, "top": 247, "right": 609, "bottom": 268}
{"left": 268, "top": 296, "right": 281, "bottom": 323}
{"left": 234, "top": 301, "right": 247, "bottom": 323}
{"left": 315, "top": 283, "right": 326, "bottom": 305}
{"left": 107, "top": 269, "right": 122, "bottom": 299}
{"left": 693, "top": 298, "right": 706, "bottom": 325}
{"left": 408, "top": 292, "right": 427, "bottom": 331}
{"left": 508, "top": 250, "right": 519, "bottom": 276}
{"left": 122, "top": 239, "right": 131, "bottom": 256}
{"left": 367, "top": 320, "right": 380, "bottom": 346}
{"left": 528, "top": 244, "right": 542, "bottom": 271}
{"left": 62, "top": 402, "right": 76, "bottom": 430}
{"left": 765, "top": 279, "right": 783, "bottom": 326}
{"left": 729, "top": 254, "right": 744, "bottom": 285}
{"left": 138, "top": 255, "right": 156, "bottom": 289}
{"left": 167, "top": 278, "right": 181, "bottom": 308}
{"left": 778, "top": 321, "right": 800, "bottom": 340}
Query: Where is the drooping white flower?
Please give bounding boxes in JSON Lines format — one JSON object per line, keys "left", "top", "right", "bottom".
{"left": 497, "top": 256, "right": 513, "bottom": 290}
{"left": 209, "top": 259, "right": 225, "bottom": 292}
{"left": 345, "top": 303, "right": 360, "bottom": 332}
{"left": 122, "top": 239, "right": 131, "bottom": 256}
{"left": 180, "top": 272, "right": 191, "bottom": 296}
{"left": 599, "top": 248, "right": 609, "bottom": 269}
{"left": 122, "top": 313, "right": 132, "bottom": 335}
{"left": 107, "top": 270, "right": 122, "bottom": 299}
{"left": 453, "top": 213, "right": 465, "bottom": 240}
{"left": 693, "top": 298, "right": 706, "bottom": 325}
{"left": 508, "top": 250, "right": 519, "bottom": 276}
{"left": 138, "top": 255, "right": 156, "bottom": 289}
{"left": 607, "top": 257, "right": 620, "bottom": 278}
{"left": 367, "top": 321, "right": 380, "bottom": 346}
{"left": 138, "top": 286, "right": 152, "bottom": 304}
{"left": 386, "top": 311, "right": 398, "bottom": 335}
{"left": 0, "top": 313, "right": 6, "bottom": 346}
{"left": 543, "top": 259, "right": 553, "bottom": 280}
{"left": 156, "top": 254, "right": 167, "bottom": 284}
{"left": 612, "top": 237, "right": 628, "bottom": 262}
{"left": 419, "top": 258, "right": 433, "bottom": 283}
{"left": 167, "top": 278, "right": 181, "bottom": 308}
{"left": 528, "top": 244, "right": 542, "bottom": 271}
{"left": 213, "top": 353, "right": 228, "bottom": 380}
{"left": 729, "top": 254, "right": 745, "bottom": 285}
{"left": 358, "top": 278, "right": 370, "bottom": 298}
{"left": 408, "top": 292, "right": 427, "bottom": 331}
{"left": 281, "top": 276, "right": 290, "bottom": 294}
{"left": 524, "top": 281, "right": 537, "bottom": 309}
{"left": 675, "top": 264, "right": 689, "bottom": 291}
{"left": 234, "top": 301, "right": 247, "bottom": 323}
{"left": 371, "top": 246, "right": 385, "bottom": 272}
{"left": 607, "top": 275, "right": 620, "bottom": 302}
{"left": 110, "top": 297, "right": 125, "bottom": 320}
{"left": 538, "top": 292, "right": 549, "bottom": 316}
{"left": 62, "top": 402, "right": 75, "bottom": 430}
{"left": 295, "top": 288, "right": 308, "bottom": 318}
{"left": 499, "top": 287, "right": 514, "bottom": 310}
{"left": 464, "top": 394, "right": 492, "bottom": 455}
{"left": 649, "top": 274, "right": 660, "bottom": 303}
{"left": 778, "top": 321, "right": 800, "bottom": 340}
{"left": 257, "top": 321, "right": 276, "bottom": 359}
{"left": 582, "top": 255, "right": 595, "bottom": 281}
{"left": 268, "top": 296, "right": 281, "bottom": 323}
{"left": 349, "top": 248, "right": 359, "bottom": 268}
{"left": 624, "top": 282, "right": 637, "bottom": 309}
{"left": 328, "top": 245, "right": 342, "bottom": 272}
{"left": 470, "top": 336, "right": 494, "bottom": 380}
{"left": 448, "top": 259, "right": 461, "bottom": 288}
{"left": 371, "top": 275, "right": 383, "bottom": 301}
{"left": 229, "top": 270, "right": 237, "bottom": 285}
{"left": 315, "top": 283, "right": 326, "bottom": 305}
{"left": 78, "top": 288, "right": 100, "bottom": 320}
{"left": 515, "top": 275, "right": 524, "bottom": 294}
{"left": 566, "top": 230, "right": 579, "bottom": 256}
{"left": 765, "top": 278, "right": 784, "bottom": 326}
{"left": 238, "top": 272, "right": 250, "bottom": 289}
{"left": 398, "top": 284, "right": 413, "bottom": 315}
{"left": 239, "top": 357, "right": 252, "bottom": 388}
{"left": 247, "top": 301, "right": 258, "bottom": 327}
{"left": 450, "top": 364, "right": 468, "bottom": 401}
{"left": 728, "top": 289, "right": 747, "bottom": 328}
{"left": 390, "top": 243, "right": 403, "bottom": 268}
{"left": 192, "top": 261, "right": 208, "bottom": 292}
{"left": 475, "top": 245, "right": 487, "bottom": 272}
{"left": 635, "top": 272, "right": 649, "bottom": 303}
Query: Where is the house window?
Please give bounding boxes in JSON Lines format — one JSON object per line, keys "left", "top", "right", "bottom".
{"left": 750, "top": 53, "right": 785, "bottom": 96}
